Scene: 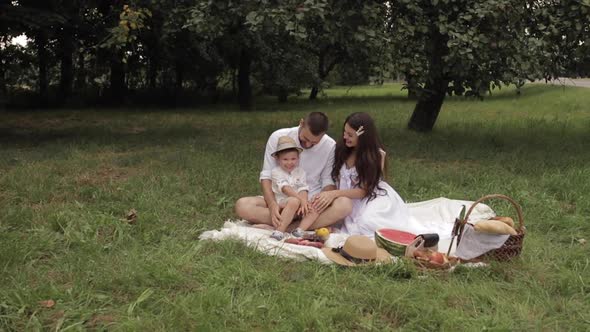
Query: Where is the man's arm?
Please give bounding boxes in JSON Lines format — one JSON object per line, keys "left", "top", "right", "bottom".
{"left": 260, "top": 132, "right": 281, "bottom": 226}
{"left": 319, "top": 144, "right": 336, "bottom": 192}
{"left": 261, "top": 179, "right": 278, "bottom": 206}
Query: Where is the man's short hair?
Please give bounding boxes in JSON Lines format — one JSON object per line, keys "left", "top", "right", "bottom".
{"left": 305, "top": 112, "right": 329, "bottom": 136}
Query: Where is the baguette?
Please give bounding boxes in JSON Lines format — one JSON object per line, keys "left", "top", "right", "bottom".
{"left": 474, "top": 219, "right": 517, "bottom": 235}
{"left": 492, "top": 216, "right": 515, "bottom": 228}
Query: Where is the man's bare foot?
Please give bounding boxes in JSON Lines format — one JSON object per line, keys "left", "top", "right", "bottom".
{"left": 251, "top": 224, "right": 276, "bottom": 231}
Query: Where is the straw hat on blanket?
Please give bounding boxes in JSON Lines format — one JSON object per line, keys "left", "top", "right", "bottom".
{"left": 322, "top": 235, "right": 392, "bottom": 266}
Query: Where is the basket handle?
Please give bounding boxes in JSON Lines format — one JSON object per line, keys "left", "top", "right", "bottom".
{"left": 461, "top": 194, "right": 525, "bottom": 232}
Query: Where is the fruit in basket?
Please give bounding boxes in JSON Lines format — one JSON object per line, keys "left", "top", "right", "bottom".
{"left": 474, "top": 219, "right": 517, "bottom": 235}
{"left": 492, "top": 216, "right": 515, "bottom": 228}
{"left": 429, "top": 252, "right": 445, "bottom": 265}
{"left": 413, "top": 250, "right": 431, "bottom": 260}
{"left": 375, "top": 229, "right": 416, "bottom": 256}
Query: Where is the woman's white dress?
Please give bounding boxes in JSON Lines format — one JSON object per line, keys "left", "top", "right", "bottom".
{"left": 338, "top": 165, "right": 410, "bottom": 237}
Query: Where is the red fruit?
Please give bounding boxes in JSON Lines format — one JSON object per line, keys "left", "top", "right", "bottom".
{"left": 413, "top": 250, "right": 430, "bottom": 260}
{"left": 376, "top": 229, "right": 416, "bottom": 244}
{"left": 429, "top": 252, "right": 445, "bottom": 265}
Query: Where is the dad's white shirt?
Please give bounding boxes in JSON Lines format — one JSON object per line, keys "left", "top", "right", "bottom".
{"left": 260, "top": 126, "right": 335, "bottom": 198}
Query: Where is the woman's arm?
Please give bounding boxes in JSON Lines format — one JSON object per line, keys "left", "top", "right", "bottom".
{"left": 312, "top": 187, "right": 367, "bottom": 212}
{"left": 329, "top": 188, "right": 366, "bottom": 200}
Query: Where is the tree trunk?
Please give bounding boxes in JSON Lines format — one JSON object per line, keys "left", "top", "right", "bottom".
{"left": 407, "top": 24, "right": 449, "bottom": 132}
{"left": 309, "top": 51, "right": 325, "bottom": 100}
{"left": 206, "top": 77, "right": 218, "bottom": 102}
{"left": 407, "top": 79, "right": 448, "bottom": 132}
{"left": 231, "top": 67, "right": 237, "bottom": 97}
{"left": 406, "top": 74, "right": 418, "bottom": 99}
{"left": 148, "top": 57, "right": 158, "bottom": 90}
{"left": 75, "top": 50, "right": 86, "bottom": 91}
{"left": 175, "top": 61, "right": 184, "bottom": 92}
{"left": 309, "top": 85, "right": 319, "bottom": 100}
{"left": 36, "top": 29, "right": 49, "bottom": 106}
{"left": 174, "top": 60, "right": 184, "bottom": 105}
{"left": 58, "top": 25, "right": 75, "bottom": 104}
{"left": 309, "top": 50, "right": 339, "bottom": 100}
{"left": 0, "top": 42, "right": 5, "bottom": 109}
{"left": 277, "top": 88, "right": 288, "bottom": 103}
{"left": 237, "top": 49, "right": 252, "bottom": 110}
{"left": 109, "top": 52, "right": 126, "bottom": 103}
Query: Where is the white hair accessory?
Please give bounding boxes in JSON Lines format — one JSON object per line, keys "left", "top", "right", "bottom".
{"left": 355, "top": 126, "right": 365, "bottom": 137}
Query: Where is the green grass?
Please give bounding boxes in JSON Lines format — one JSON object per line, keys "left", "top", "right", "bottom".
{"left": 1, "top": 83, "right": 589, "bottom": 330}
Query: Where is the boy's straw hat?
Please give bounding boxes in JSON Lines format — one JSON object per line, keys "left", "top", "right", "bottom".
{"left": 271, "top": 136, "right": 303, "bottom": 157}
{"left": 322, "top": 235, "right": 392, "bottom": 266}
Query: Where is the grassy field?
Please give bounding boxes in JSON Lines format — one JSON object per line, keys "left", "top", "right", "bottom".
{"left": 1, "top": 83, "right": 589, "bottom": 331}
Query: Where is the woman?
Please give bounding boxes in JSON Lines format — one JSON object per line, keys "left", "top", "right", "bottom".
{"left": 313, "top": 112, "right": 409, "bottom": 236}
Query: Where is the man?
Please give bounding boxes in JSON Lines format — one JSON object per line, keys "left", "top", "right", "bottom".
{"left": 235, "top": 112, "right": 352, "bottom": 229}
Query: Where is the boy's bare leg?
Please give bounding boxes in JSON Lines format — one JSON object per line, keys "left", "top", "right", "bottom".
{"left": 234, "top": 196, "right": 272, "bottom": 225}
{"left": 309, "top": 197, "right": 352, "bottom": 229}
{"left": 299, "top": 210, "right": 319, "bottom": 231}
{"left": 277, "top": 198, "right": 300, "bottom": 232}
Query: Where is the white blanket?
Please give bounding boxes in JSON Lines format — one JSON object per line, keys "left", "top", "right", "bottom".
{"left": 199, "top": 197, "right": 495, "bottom": 264}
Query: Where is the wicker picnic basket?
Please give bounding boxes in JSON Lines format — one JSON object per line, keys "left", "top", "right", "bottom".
{"left": 450, "top": 194, "right": 526, "bottom": 261}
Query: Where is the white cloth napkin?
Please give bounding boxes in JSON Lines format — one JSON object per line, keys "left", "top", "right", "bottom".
{"left": 454, "top": 224, "right": 510, "bottom": 260}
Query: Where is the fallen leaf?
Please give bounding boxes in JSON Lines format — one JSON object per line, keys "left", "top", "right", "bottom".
{"left": 124, "top": 208, "right": 138, "bottom": 224}
{"left": 86, "top": 314, "right": 117, "bottom": 328}
{"left": 39, "top": 299, "right": 55, "bottom": 308}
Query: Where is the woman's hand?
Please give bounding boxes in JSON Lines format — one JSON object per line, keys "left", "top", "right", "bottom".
{"left": 312, "top": 191, "right": 338, "bottom": 213}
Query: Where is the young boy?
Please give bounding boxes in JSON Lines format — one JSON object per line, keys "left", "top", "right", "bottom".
{"left": 269, "top": 136, "right": 319, "bottom": 240}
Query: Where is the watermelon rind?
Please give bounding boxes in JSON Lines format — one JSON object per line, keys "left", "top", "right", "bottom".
{"left": 375, "top": 229, "right": 416, "bottom": 257}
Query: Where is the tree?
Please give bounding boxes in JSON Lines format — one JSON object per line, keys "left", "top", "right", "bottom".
{"left": 294, "top": 0, "right": 389, "bottom": 99}
{"left": 185, "top": 0, "right": 268, "bottom": 109}
{"left": 388, "top": 0, "right": 544, "bottom": 132}
{"left": 5, "top": 1, "right": 66, "bottom": 106}
{"left": 529, "top": 0, "right": 590, "bottom": 78}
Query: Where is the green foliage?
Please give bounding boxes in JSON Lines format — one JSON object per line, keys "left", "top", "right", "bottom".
{"left": 531, "top": 0, "right": 590, "bottom": 77}
{"left": 389, "top": 0, "right": 544, "bottom": 97}
{"left": 100, "top": 4, "right": 152, "bottom": 55}
{"left": 1, "top": 0, "right": 588, "bottom": 109}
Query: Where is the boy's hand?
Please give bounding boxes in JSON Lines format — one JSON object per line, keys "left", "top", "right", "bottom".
{"left": 297, "top": 199, "right": 310, "bottom": 216}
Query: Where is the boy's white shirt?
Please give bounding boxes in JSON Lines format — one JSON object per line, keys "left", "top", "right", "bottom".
{"left": 260, "top": 126, "right": 335, "bottom": 198}
{"left": 271, "top": 166, "right": 308, "bottom": 203}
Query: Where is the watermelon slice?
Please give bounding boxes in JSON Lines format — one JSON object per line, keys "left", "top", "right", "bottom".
{"left": 375, "top": 229, "right": 416, "bottom": 256}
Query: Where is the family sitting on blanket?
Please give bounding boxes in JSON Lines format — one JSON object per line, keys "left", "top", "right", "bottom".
{"left": 234, "top": 111, "right": 410, "bottom": 239}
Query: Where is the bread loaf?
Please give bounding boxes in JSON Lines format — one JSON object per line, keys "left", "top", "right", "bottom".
{"left": 492, "top": 216, "right": 515, "bottom": 228}
{"left": 474, "top": 219, "right": 517, "bottom": 235}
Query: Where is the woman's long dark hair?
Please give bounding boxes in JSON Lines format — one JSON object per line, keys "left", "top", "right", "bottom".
{"left": 331, "top": 112, "right": 387, "bottom": 201}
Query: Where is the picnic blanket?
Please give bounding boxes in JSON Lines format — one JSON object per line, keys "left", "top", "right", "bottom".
{"left": 199, "top": 197, "right": 496, "bottom": 264}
